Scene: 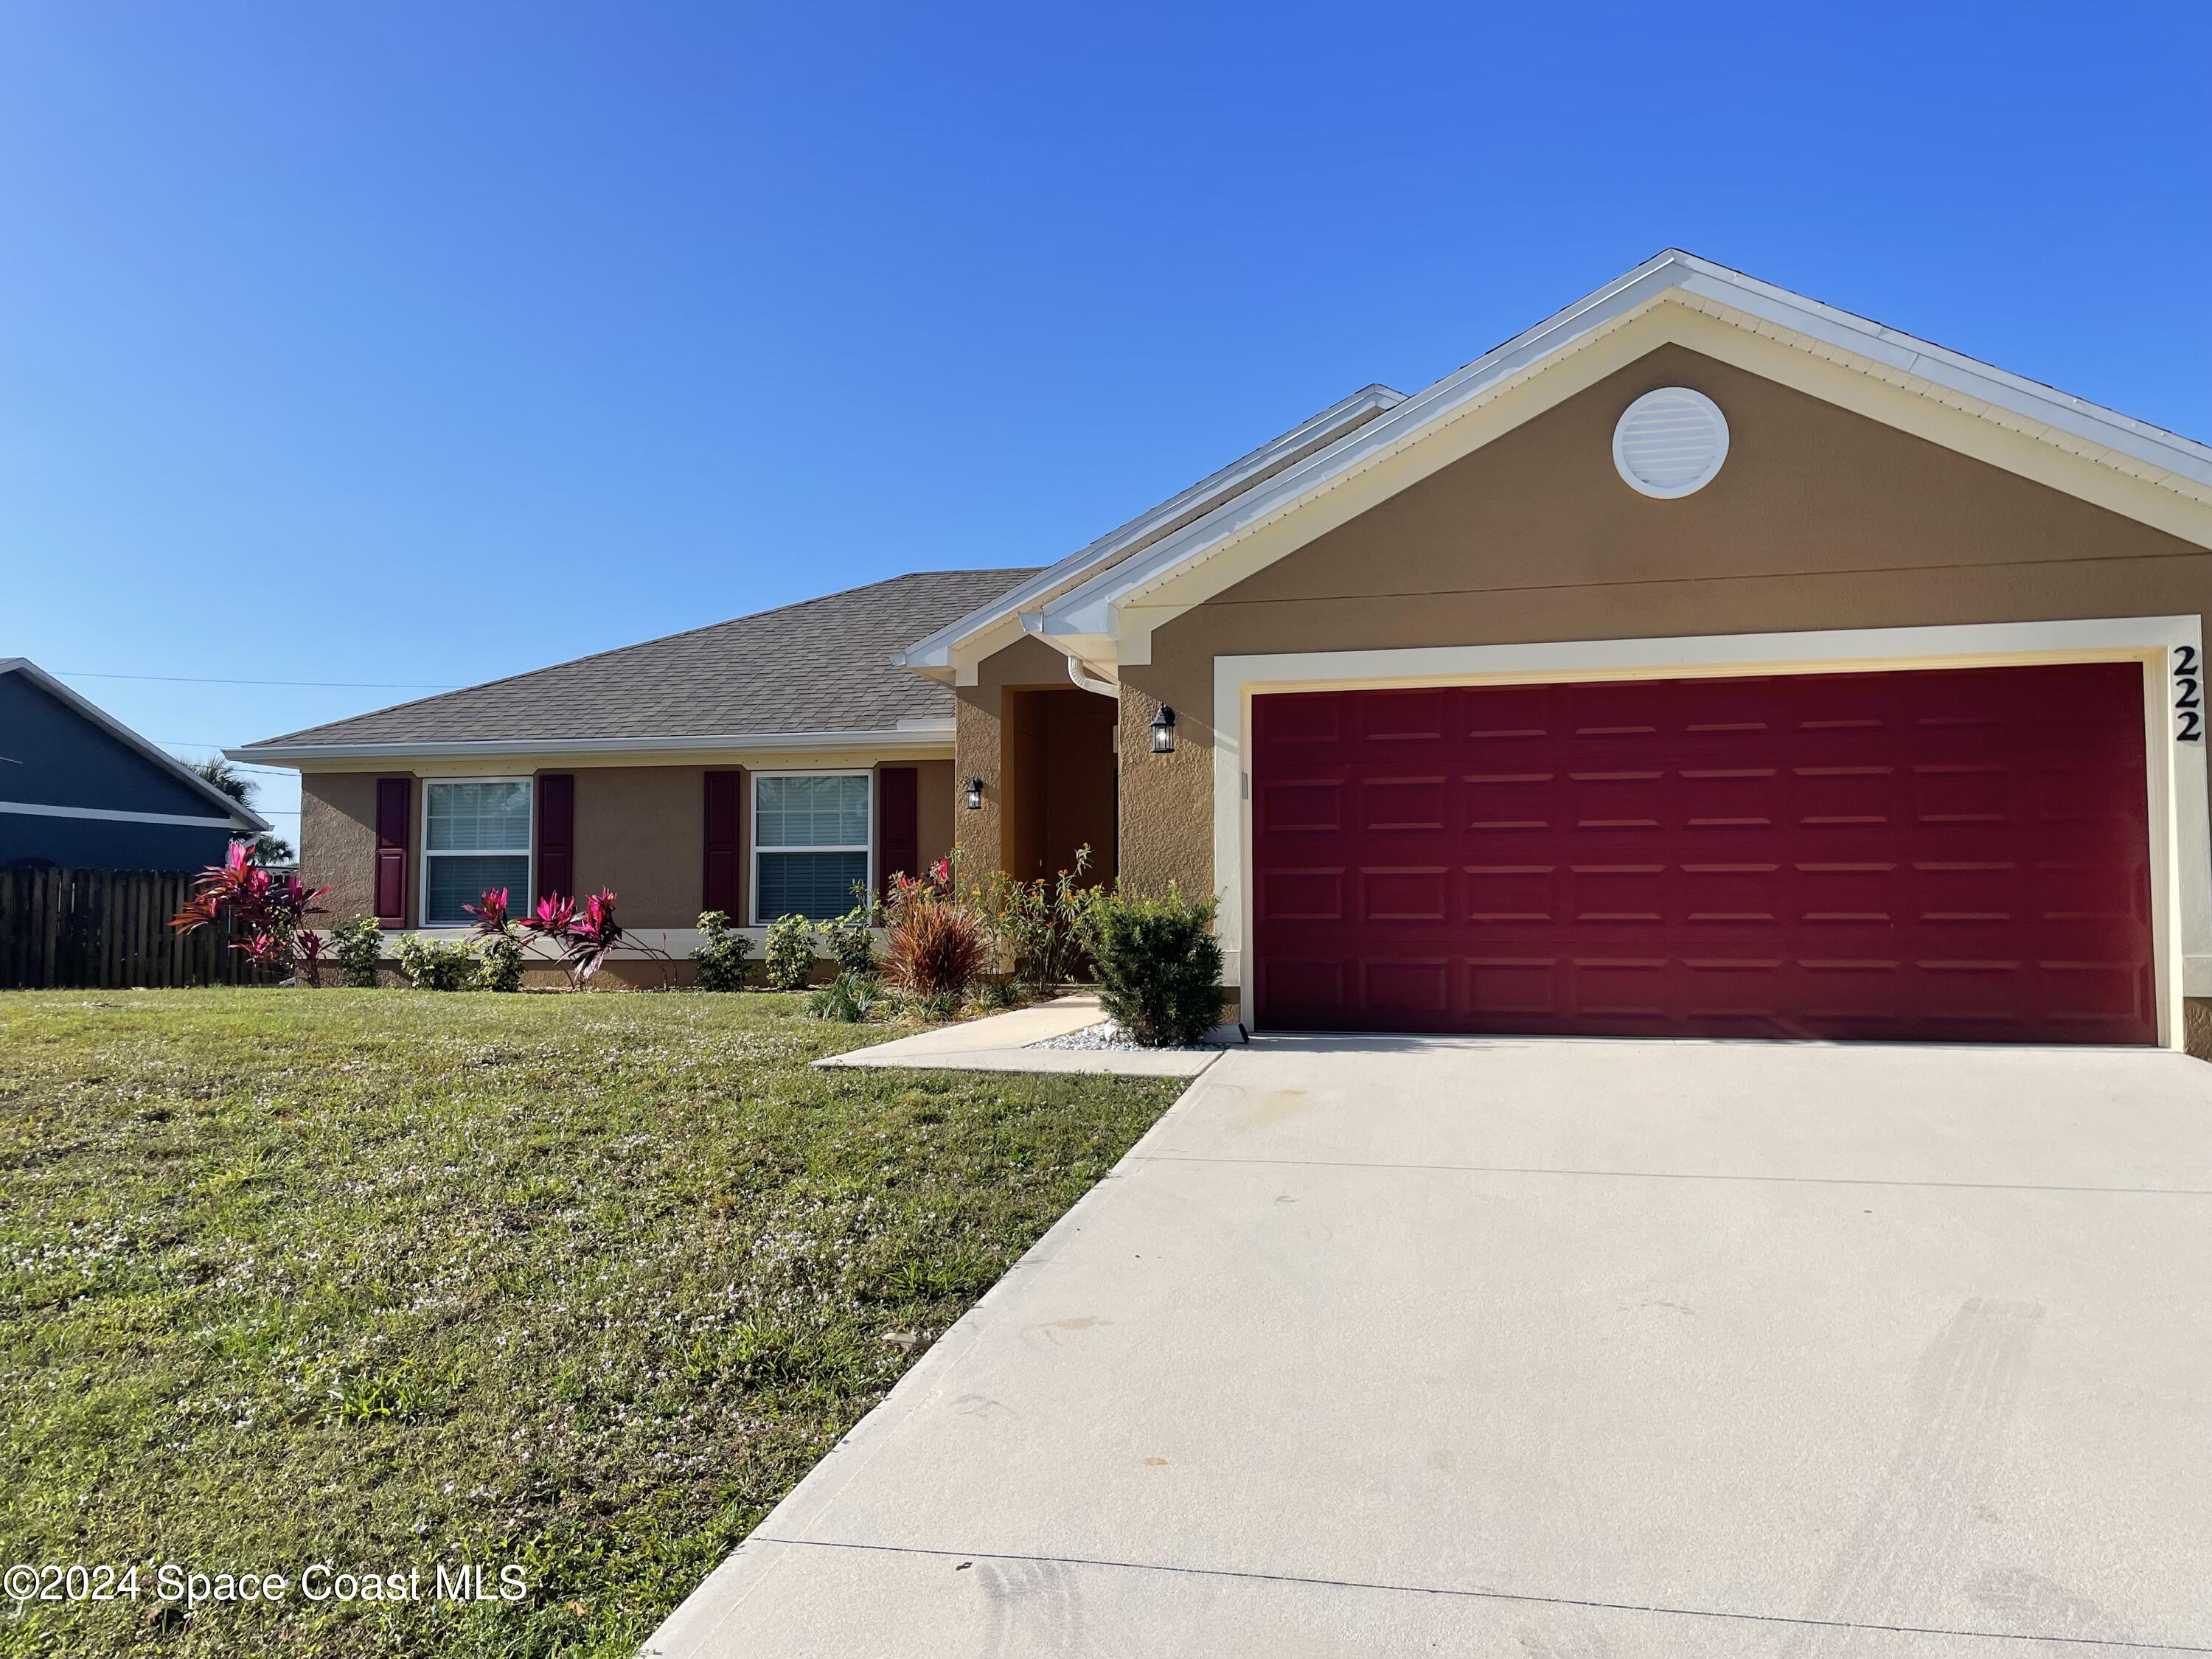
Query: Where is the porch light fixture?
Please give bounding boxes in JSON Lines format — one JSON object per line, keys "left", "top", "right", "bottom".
{"left": 1150, "top": 706, "right": 1177, "bottom": 754}
{"left": 964, "top": 776, "right": 984, "bottom": 811}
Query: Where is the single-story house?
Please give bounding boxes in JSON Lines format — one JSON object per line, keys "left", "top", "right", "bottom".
{"left": 235, "top": 251, "right": 2212, "bottom": 1054}
{"left": 2, "top": 658, "right": 270, "bottom": 870}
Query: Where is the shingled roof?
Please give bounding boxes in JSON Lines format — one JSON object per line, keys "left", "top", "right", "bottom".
{"left": 236, "top": 569, "right": 1037, "bottom": 756}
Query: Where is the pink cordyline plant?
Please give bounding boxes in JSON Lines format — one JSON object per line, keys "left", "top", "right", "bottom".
{"left": 561, "top": 888, "right": 625, "bottom": 986}
{"left": 172, "top": 842, "right": 330, "bottom": 984}
{"left": 488, "top": 886, "right": 674, "bottom": 990}
{"left": 524, "top": 894, "right": 576, "bottom": 939}
{"left": 465, "top": 887, "right": 517, "bottom": 936}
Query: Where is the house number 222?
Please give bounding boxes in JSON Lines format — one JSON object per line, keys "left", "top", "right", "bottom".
{"left": 2177, "top": 645, "right": 2203, "bottom": 743}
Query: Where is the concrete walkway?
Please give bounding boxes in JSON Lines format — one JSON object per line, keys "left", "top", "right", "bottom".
{"left": 651, "top": 1035, "right": 2212, "bottom": 1657}
{"left": 813, "top": 993, "right": 1221, "bottom": 1078}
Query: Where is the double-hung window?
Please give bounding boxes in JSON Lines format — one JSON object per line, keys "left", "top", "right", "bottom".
{"left": 753, "top": 771, "right": 870, "bottom": 922}
{"left": 422, "top": 779, "right": 532, "bottom": 926}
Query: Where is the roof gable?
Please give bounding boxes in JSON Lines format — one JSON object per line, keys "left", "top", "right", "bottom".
{"left": 896, "top": 383, "right": 1404, "bottom": 684}
{"left": 0, "top": 660, "right": 268, "bottom": 830}
{"left": 1025, "top": 250, "right": 2212, "bottom": 667}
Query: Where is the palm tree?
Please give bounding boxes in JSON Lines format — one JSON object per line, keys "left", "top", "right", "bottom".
{"left": 189, "top": 756, "right": 294, "bottom": 865}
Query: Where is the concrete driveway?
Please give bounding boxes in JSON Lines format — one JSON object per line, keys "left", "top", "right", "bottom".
{"left": 648, "top": 1037, "right": 2212, "bottom": 1657}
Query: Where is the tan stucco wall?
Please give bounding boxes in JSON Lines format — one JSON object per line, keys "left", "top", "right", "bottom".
{"left": 1113, "top": 679, "right": 1211, "bottom": 900}
{"left": 953, "top": 634, "right": 1076, "bottom": 877}
{"left": 2185, "top": 999, "right": 2212, "bottom": 1061}
{"left": 300, "top": 771, "right": 392, "bottom": 926}
{"left": 301, "top": 752, "right": 959, "bottom": 937}
{"left": 1001, "top": 684, "right": 1048, "bottom": 879}
{"left": 571, "top": 765, "right": 709, "bottom": 929}
{"left": 1107, "top": 341, "right": 2212, "bottom": 900}
{"left": 910, "top": 757, "right": 955, "bottom": 881}
{"left": 584, "top": 760, "right": 950, "bottom": 925}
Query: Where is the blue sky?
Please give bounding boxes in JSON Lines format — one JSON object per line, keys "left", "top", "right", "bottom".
{"left": 4, "top": 2, "right": 2206, "bottom": 840}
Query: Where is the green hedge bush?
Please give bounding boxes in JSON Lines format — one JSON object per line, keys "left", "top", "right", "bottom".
{"left": 1077, "top": 886, "right": 1222, "bottom": 1047}
{"left": 332, "top": 917, "right": 385, "bottom": 989}
{"left": 763, "top": 914, "right": 816, "bottom": 990}
{"left": 821, "top": 900, "right": 878, "bottom": 978}
{"left": 396, "top": 933, "right": 481, "bottom": 992}
{"left": 692, "top": 911, "right": 755, "bottom": 991}
{"left": 475, "top": 933, "right": 526, "bottom": 993}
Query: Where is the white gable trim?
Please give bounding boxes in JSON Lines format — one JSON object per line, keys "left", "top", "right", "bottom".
{"left": 892, "top": 383, "right": 1405, "bottom": 680}
{"left": 0, "top": 800, "right": 246, "bottom": 830}
{"left": 1029, "top": 251, "right": 2212, "bottom": 668}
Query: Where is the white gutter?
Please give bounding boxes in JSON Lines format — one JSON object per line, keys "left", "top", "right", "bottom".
{"left": 229, "top": 723, "right": 959, "bottom": 765}
{"left": 1065, "top": 656, "right": 1119, "bottom": 698}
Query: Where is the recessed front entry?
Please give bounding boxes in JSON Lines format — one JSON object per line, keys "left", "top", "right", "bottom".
{"left": 1249, "top": 663, "right": 2157, "bottom": 1043}
{"left": 1000, "top": 686, "right": 1119, "bottom": 886}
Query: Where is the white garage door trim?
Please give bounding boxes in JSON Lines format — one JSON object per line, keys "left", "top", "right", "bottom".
{"left": 1214, "top": 616, "right": 2211, "bottom": 1050}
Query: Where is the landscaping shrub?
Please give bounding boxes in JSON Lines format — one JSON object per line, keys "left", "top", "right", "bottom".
{"left": 520, "top": 888, "right": 658, "bottom": 990}
{"left": 692, "top": 910, "right": 755, "bottom": 991}
{"left": 475, "top": 932, "right": 526, "bottom": 992}
{"left": 396, "top": 933, "right": 480, "bottom": 992}
{"left": 459, "top": 888, "right": 527, "bottom": 991}
{"left": 883, "top": 871, "right": 986, "bottom": 1001}
{"left": 970, "top": 976, "right": 1020, "bottom": 1012}
{"left": 822, "top": 898, "right": 879, "bottom": 978}
{"left": 332, "top": 917, "right": 384, "bottom": 988}
{"left": 907, "top": 987, "right": 963, "bottom": 1020}
{"left": 169, "top": 842, "right": 329, "bottom": 981}
{"left": 972, "top": 846, "right": 1093, "bottom": 991}
{"left": 763, "top": 914, "right": 815, "bottom": 990}
{"left": 805, "top": 969, "right": 880, "bottom": 1022}
{"left": 1078, "top": 885, "right": 1223, "bottom": 1046}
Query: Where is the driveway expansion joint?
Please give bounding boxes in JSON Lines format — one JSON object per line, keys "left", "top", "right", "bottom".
{"left": 1129, "top": 1151, "right": 2212, "bottom": 1198}
{"left": 742, "top": 1537, "right": 2209, "bottom": 1653}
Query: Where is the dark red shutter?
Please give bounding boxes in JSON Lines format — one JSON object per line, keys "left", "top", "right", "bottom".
{"left": 536, "top": 773, "right": 574, "bottom": 902}
{"left": 878, "top": 766, "right": 919, "bottom": 897}
{"left": 373, "top": 776, "right": 411, "bottom": 925}
{"left": 703, "top": 771, "right": 743, "bottom": 919}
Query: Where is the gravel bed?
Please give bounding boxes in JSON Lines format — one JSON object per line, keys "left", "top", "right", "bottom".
{"left": 1029, "top": 1019, "right": 1222, "bottom": 1054}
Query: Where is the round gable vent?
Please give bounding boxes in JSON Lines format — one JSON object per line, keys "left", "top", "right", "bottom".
{"left": 1613, "top": 387, "right": 1729, "bottom": 498}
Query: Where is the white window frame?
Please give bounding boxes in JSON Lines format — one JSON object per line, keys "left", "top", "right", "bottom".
{"left": 419, "top": 776, "right": 534, "bottom": 928}
{"left": 751, "top": 768, "right": 873, "bottom": 925}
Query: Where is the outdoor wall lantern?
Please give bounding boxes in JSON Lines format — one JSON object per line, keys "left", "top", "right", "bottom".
{"left": 964, "top": 777, "right": 985, "bottom": 811}
{"left": 1150, "top": 705, "right": 1177, "bottom": 754}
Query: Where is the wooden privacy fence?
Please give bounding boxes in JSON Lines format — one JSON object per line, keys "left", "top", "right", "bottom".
{"left": 0, "top": 867, "right": 265, "bottom": 990}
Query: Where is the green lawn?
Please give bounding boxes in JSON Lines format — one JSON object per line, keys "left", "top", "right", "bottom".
{"left": 0, "top": 989, "right": 1180, "bottom": 1658}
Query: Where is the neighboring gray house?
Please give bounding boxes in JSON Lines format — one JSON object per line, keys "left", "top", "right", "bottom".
{"left": 0, "top": 659, "right": 268, "bottom": 871}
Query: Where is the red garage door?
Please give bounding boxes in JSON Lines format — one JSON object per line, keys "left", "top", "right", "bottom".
{"left": 1250, "top": 664, "right": 2155, "bottom": 1043}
